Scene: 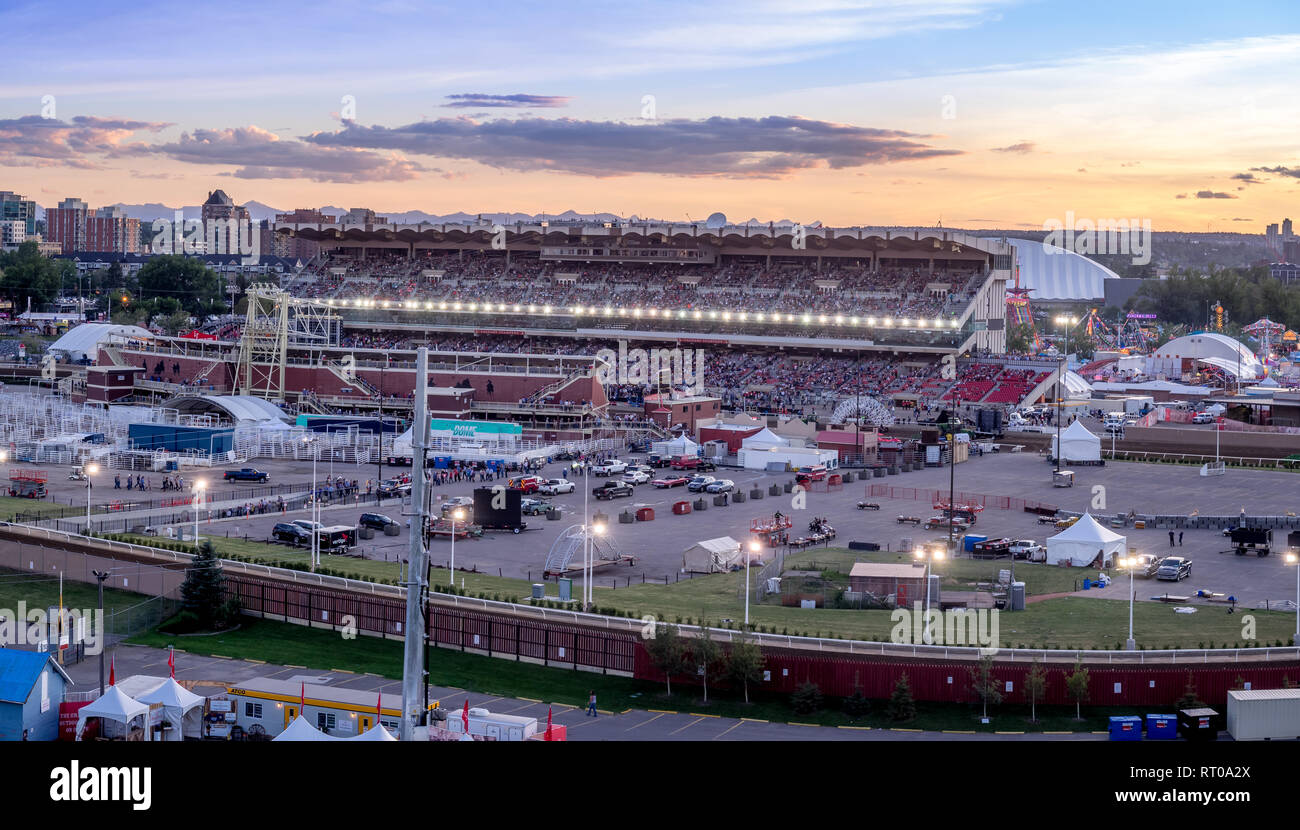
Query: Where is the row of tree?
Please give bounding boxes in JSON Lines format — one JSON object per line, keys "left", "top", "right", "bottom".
{"left": 642, "top": 622, "right": 766, "bottom": 703}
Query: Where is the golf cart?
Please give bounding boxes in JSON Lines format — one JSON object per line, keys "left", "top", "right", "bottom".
{"left": 1053, "top": 470, "right": 1074, "bottom": 487}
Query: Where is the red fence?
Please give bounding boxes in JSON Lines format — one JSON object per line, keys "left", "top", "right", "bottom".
{"left": 865, "top": 484, "right": 1056, "bottom": 513}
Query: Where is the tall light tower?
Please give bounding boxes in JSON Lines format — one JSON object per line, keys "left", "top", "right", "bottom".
{"left": 399, "top": 347, "right": 431, "bottom": 741}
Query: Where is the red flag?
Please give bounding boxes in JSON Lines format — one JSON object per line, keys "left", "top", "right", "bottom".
{"left": 300, "top": 682, "right": 306, "bottom": 712}
{"left": 167, "top": 647, "right": 175, "bottom": 679}
{"left": 109, "top": 656, "right": 115, "bottom": 686}
{"left": 545, "top": 706, "right": 553, "bottom": 741}
{"left": 461, "top": 699, "right": 469, "bottom": 732}
{"left": 376, "top": 692, "right": 382, "bottom": 725}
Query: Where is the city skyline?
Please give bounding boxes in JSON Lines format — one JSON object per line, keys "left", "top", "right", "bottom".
{"left": 3, "top": 0, "right": 1300, "bottom": 231}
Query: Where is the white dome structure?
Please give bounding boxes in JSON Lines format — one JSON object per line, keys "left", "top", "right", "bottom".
{"left": 1149, "top": 333, "right": 1265, "bottom": 381}
{"left": 1005, "top": 238, "right": 1122, "bottom": 301}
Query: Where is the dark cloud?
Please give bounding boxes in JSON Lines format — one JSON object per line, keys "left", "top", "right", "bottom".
{"left": 1250, "top": 165, "right": 1300, "bottom": 179}
{"left": 0, "top": 114, "right": 170, "bottom": 169}
{"left": 121, "top": 125, "right": 425, "bottom": 183}
{"left": 1175, "top": 193, "right": 1187, "bottom": 199}
{"left": 1195, "top": 191, "right": 1236, "bottom": 199}
{"left": 1232, "top": 172, "right": 1263, "bottom": 184}
{"left": 443, "top": 94, "right": 570, "bottom": 109}
{"left": 1231, "top": 217, "right": 1252, "bottom": 221}
{"left": 304, "top": 115, "right": 963, "bottom": 178}
{"left": 990, "top": 142, "right": 1035, "bottom": 154}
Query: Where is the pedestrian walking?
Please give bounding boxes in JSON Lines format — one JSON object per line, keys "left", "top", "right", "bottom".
{"left": 1168, "top": 530, "right": 1175, "bottom": 547}
{"left": 587, "top": 691, "right": 597, "bottom": 717}
{"left": 1178, "top": 531, "right": 1183, "bottom": 546}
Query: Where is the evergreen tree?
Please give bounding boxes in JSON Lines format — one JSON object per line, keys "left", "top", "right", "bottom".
{"left": 888, "top": 673, "right": 917, "bottom": 722}
{"left": 1065, "top": 660, "right": 1091, "bottom": 721}
{"left": 180, "top": 540, "right": 227, "bottom": 630}
{"left": 790, "top": 681, "right": 823, "bottom": 715}
{"left": 1175, "top": 671, "right": 1206, "bottom": 710}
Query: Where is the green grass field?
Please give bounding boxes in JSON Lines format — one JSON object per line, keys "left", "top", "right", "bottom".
{"left": 0, "top": 495, "right": 76, "bottom": 521}
{"left": 0, "top": 566, "right": 151, "bottom": 613}
{"left": 127, "top": 614, "right": 1157, "bottom": 732}
{"left": 102, "top": 537, "right": 1297, "bottom": 650}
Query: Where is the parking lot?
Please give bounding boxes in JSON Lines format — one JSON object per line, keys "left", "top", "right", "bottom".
{"left": 27, "top": 450, "right": 1295, "bottom": 608}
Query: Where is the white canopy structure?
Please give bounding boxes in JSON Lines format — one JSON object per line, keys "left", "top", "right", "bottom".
{"left": 652, "top": 436, "right": 700, "bottom": 456}
{"left": 1051, "top": 420, "right": 1101, "bottom": 462}
{"left": 682, "top": 536, "right": 743, "bottom": 573}
{"left": 76, "top": 685, "right": 151, "bottom": 741}
{"left": 740, "top": 427, "right": 788, "bottom": 448}
{"left": 1046, "top": 513, "right": 1126, "bottom": 567}
{"left": 273, "top": 715, "right": 344, "bottom": 742}
{"left": 351, "top": 723, "right": 398, "bottom": 741}
{"left": 135, "top": 677, "right": 206, "bottom": 741}
{"left": 49, "top": 323, "right": 154, "bottom": 362}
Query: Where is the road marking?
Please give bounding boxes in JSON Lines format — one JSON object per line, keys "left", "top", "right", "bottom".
{"left": 286, "top": 664, "right": 307, "bottom": 669}
{"left": 838, "top": 725, "right": 872, "bottom": 730}
{"left": 787, "top": 722, "right": 820, "bottom": 728}
{"left": 210, "top": 654, "right": 232, "bottom": 660}
{"left": 690, "top": 712, "right": 721, "bottom": 718}
{"left": 995, "top": 731, "right": 1024, "bottom": 735}
{"left": 648, "top": 708, "right": 677, "bottom": 714}
{"left": 624, "top": 712, "right": 667, "bottom": 731}
{"left": 245, "top": 659, "right": 266, "bottom": 664}
{"left": 1091, "top": 731, "right": 1108, "bottom": 735}
{"left": 1043, "top": 730, "right": 1073, "bottom": 735}
{"left": 669, "top": 717, "right": 706, "bottom": 735}
{"left": 890, "top": 727, "right": 922, "bottom": 732}
{"left": 518, "top": 697, "right": 541, "bottom": 703}
{"left": 713, "top": 720, "right": 747, "bottom": 739}
{"left": 741, "top": 718, "right": 768, "bottom": 723}
{"left": 330, "top": 668, "right": 355, "bottom": 674}
{"left": 943, "top": 730, "right": 975, "bottom": 734}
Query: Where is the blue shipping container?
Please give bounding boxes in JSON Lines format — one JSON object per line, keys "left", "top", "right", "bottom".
{"left": 1145, "top": 714, "right": 1177, "bottom": 739}
{"left": 1109, "top": 716, "right": 1143, "bottom": 741}
{"left": 128, "top": 423, "right": 235, "bottom": 454}
{"left": 963, "top": 534, "right": 988, "bottom": 552}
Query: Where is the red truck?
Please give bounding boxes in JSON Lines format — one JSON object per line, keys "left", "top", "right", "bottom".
{"left": 669, "top": 456, "right": 715, "bottom": 472}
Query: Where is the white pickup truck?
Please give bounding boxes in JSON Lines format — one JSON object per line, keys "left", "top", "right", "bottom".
{"left": 592, "top": 459, "right": 628, "bottom": 476}
{"left": 1009, "top": 540, "right": 1046, "bottom": 561}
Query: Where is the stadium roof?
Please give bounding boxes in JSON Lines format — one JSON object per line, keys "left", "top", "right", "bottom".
{"left": 1004, "top": 238, "right": 1121, "bottom": 301}
{"left": 1153, "top": 333, "right": 1264, "bottom": 380}
{"left": 162, "top": 395, "right": 291, "bottom": 424}
{"left": 49, "top": 322, "right": 153, "bottom": 361}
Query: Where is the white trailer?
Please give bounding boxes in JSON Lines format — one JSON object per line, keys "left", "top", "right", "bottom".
{"left": 446, "top": 707, "right": 539, "bottom": 741}
{"left": 1226, "top": 689, "right": 1300, "bottom": 741}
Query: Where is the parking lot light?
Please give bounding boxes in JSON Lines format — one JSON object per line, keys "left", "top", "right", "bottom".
{"left": 1286, "top": 552, "right": 1299, "bottom": 643}
{"left": 450, "top": 508, "right": 466, "bottom": 586}
{"left": 1118, "top": 555, "right": 1138, "bottom": 650}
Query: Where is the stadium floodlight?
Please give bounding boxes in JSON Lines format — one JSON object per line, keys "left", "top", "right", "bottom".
{"left": 738, "top": 312, "right": 748, "bottom": 322}
{"left": 618, "top": 307, "right": 627, "bottom": 316}
{"left": 632, "top": 308, "right": 642, "bottom": 317}
{"left": 326, "top": 298, "right": 334, "bottom": 306}
{"left": 382, "top": 300, "right": 390, "bottom": 308}
{"left": 604, "top": 306, "right": 613, "bottom": 316}
{"left": 951, "top": 319, "right": 960, "bottom": 328}
{"left": 833, "top": 315, "right": 843, "bottom": 325}
{"left": 528, "top": 304, "right": 536, "bottom": 313}
{"left": 543, "top": 305, "right": 552, "bottom": 314}
{"left": 678, "top": 310, "right": 687, "bottom": 319}
{"left": 468, "top": 302, "right": 478, "bottom": 312}
{"left": 917, "top": 319, "right": 927, "bottom": 328}
{"left": 802, "top": 314, "right": 811, "bottom": 324}
{"left": 755, "top": 313, "right": 765, "bottom": 322}
{"left": 453, "top": 302, "right": 462, "bottom": 311}
{"left": 708, "top": 310, "right": 718, "bottom": 319}
{"left": 438, "top": 302, "right": 447, "bottom": 310}
{"left": 572, "top": 305, "right": 582, "bottom": 315}
{"left": 513, "top": 304, "right": 521, "bottom": 313}
{"left": 424, "top": 301, "right": 433, "bottom": 309}
{"left": 883, "top": 318, "right": 893, "bottom": 327}
{"left": 850, "top": 316, "right": 859, "bottom": 325}
{"left": 722, "top": 311, "right": 731, "bottom": 321}
{"left": 816, "top": 315, "right": 827, "bottom": 325}
{"left": 693, "top": 310, "right": 702, "bottom": 320}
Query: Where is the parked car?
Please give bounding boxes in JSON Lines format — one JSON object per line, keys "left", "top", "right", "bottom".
{"left": 669, "top": 456, "right": 715, "bottom": 472}
{"left": 539, "top": 478, "right": 575, "bottom": 495}
{"left": 623, "top": 469, "right": 651, "bottom": 485}
{"left": 687, "top": 475, "right": 717, "bottom": 493}
{"left": 273, "top": 522, "right": 311, "bottom": 546}
{"left": 592, "top": 460, "right": 628, "bottom": 476}
{"left": 704, "top": 479, "right": 735, "bottom": 494}
{"left": 1131, "top": 553, "right": 1161, "bottom": 577}
{"left": 518, "top": 497, "right": 552, "bottom": 516}
{"left": 1156, "top": 556, "right": 1193, "bottom": 581}
{"left": 224, "top": 467, "right": 269, "bottom": 482}
{"left": 653, "top": 475, "right": 689, "bottom": 488}
{"left": 1191, "top": 412, "right": 1215, "bottom": 424}
{"left": 1008, "top": 540, "right": 1045, "bottom": 561}
{"left": 506, "top": 475, "right": 543, "bottom": 493}
{"left": 647, "top": 455, "right": 672, "bottom": 468}
{"left": 440, "top": 496, "right": 475, "bottom": 517}
{"left": 378, "top": 478, "right": 411, "bottom": 497}
{"left": 291, "top": 519, "right": 324, "bottom": 534}
{"left": 358, "top": 512, "right": 399, "bottom": 531}
{"left": 593, "top": 481, "right": 633, "bottom": 500}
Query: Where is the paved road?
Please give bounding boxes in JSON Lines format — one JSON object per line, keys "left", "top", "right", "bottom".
{"left": 64, "top": 644, "right": 1105, "bottom": 742}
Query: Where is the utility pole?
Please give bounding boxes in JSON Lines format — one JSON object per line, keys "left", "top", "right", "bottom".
{"left": 400, "top": 347, "right": 430, "bottom": 741}
{"left": 93, "top": 570, "right": 108, "bottom": 695}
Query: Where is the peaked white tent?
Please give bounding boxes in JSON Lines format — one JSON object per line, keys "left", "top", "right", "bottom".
{"left": 1051, "top": 420, "right": 1101, "bottom": 463}
{"left": 351, "top": 723, "right": 398, "bottom": 741}
{"left": 682, "top": 536, "right": 743, "bottom": 573}
{"left": 76, "top": 685, "right": 151, "bottom": 741}
{"left": 740, "top": 427, "right": 788, "bottom": 449}
{"left": 273, "top": 715, "right": 344, "bottom": 741}
{"left": 653, "top": 436, "right": 700, "bottom": 456}
{"left": 136, "top": 677, "right": 206, "bottom": 741}
{"left": 1046, "top": 513, "right": 1126, "bottom": 567}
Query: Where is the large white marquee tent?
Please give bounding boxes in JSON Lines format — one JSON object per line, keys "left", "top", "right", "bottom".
{"left": 1046, "top": 513, "right": 1126, "bottom": 567}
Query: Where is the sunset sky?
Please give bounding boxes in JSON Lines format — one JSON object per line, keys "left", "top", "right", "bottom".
{"left": 3, "top": 0, "right": 1299, "bottom": 231}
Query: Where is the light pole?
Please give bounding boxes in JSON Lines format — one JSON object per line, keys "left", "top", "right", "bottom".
{"left": 746, "top": 540, "right": 761, "bottom": 627}
{"left": 1118, "top": 555, "right": 1138, "bottom": 650}
{"left": 1052, "top": 315, "right": 1077, "bottom": 472}
{"left": 914, "top": 546, "right": 945, "bottom": 644}
{"left": 192, "top": 480, "right": 205, "bottom": 547}
{"left": 302, "top": 435, "right": 318, "bottom": 571}
{"left": 1286, "top": 552, "right": 1299, "bottom": 645}
{"left": 449, "top": 507, "right": 465, "bottom": 586}
{"left": 586, "top": 520, "right": 606, "bottom": 611}
{"left": 84, "top": 462, "right": 98, "bottom": 531}
{"left": 92, "top": 569, "right": 108, "bottom": 694}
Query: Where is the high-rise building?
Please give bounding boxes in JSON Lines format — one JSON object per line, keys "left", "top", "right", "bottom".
{"left": 272, "top": 208, "right": 336, "bottom": 258}
{"left": 1284, "top": 218, "right": 1294, "bottom": 240}
{"left": 0, "top": 191, "right": 38, "bottom": 236}
{"left": 0, "top": 218, "right": 26, "bottom": 248}
{"left": 46, "top": 197, "right": 90, "bottom": 253}
{"left": 85, "top": 206, "right": 141, "bottom": 254}
{"left": 201, "top": 189, "right": 251, "bottom": 254}
{"left": 342, "top": 207, "right": 388, "bottom": 229}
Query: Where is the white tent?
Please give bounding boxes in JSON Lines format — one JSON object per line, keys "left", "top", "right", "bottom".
{"left": 1046, "top": 513, "right": 1126, "bottom": 567}
{"left": 136, "top": 677, "right": 206, "bottom": 741}
{"left": 76, "top": 685, "right": 151, "bottom": 741}
{"left": 1051, "top": 420, "right": 1101, "bottom": 462}
{"left": 682, "top": 536, "right": 743, "bottom": 573}
{"left": 740, "top": 427, "right": 788, "bottom": 449}
{"left": 351, "top": 723, "right": 398, "bottom": 741}
{"left": 653, "top": 436, "right": 700, "bottom": 456}
{"left": 273, "top": 715, "right": 344, "bottom": 742}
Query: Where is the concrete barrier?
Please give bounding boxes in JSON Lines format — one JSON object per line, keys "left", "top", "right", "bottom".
{"left": 750, "top": 488, "right": 764, "bottom": 500}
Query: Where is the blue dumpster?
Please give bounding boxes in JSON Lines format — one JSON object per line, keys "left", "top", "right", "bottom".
{"left": 1108, "top": 716, "right": 1142, "bottom": 741}
{"left": 1082, "top": 578, "right": 1091, "bottom": 590}
{"left": 1146, "top": 714, "right": 1177, "bottom": 740}
{"left": 963, "top": 534, "right": 988, "bottom": 552}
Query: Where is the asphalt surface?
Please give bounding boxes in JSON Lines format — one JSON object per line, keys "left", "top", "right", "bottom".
{"left": 63, "top": 643, "right": 1105, "bottom": 741}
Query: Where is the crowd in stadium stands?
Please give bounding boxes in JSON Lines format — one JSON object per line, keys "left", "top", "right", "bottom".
{"left": 291, "top": 252, "right": 983, "bottom": 320}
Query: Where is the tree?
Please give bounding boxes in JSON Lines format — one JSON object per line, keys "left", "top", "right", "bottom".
{"left": 725, "top": 630, "right": 766, "bottom": 704}
{"left": 1005, "top": 322, "right": 1034, "bottom": 354}
{"left": 179, "top": 540, "right": 227, "bottom": 630}
{"left": 1175, "top": 672, "right": 1206, "bottom": 710}
{"left": 1024, "top": 659, "right": 1048, "bottom": 724}
{"left": 0, "top": 242, "right": 63, "bottom": 308}
{"left": 790, "top": 681, "right": 823, "bottom": 715}
{"left": 887, "top": 673, "right": 917, "bottom": 722}
{"left": 969, "top": 653, "right": 1003, "bottom": 720}
{"left": 690, "top": 623, "right": 724, "bottom": 703}
{"left": 135, "top": 255, "right": 224, "bottom": 317}
{"left": 843, "top": 671, "right": 870, "bottom": 717}
{"left": 1065, "top": 660, "right": 1090, "bottom": 721}
{"left": 643, "top": 623, "right": 689, "bottom": 696}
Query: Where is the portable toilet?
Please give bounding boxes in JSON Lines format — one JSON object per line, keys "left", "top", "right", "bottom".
{"left": 1108, "top": 715, "right": 1143, "bottom": 741}
{"left": 1177, "top": 707, "right": 1220, "bottom": 741}
{"left": 1009, "top": 582, "right": 1026, "bottom": 611}
{"left": 1145, "top": 713, "right": 1177, "bottom": 740}
{"left": 963, "top": 534, "right": 988, "bottom": 553}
